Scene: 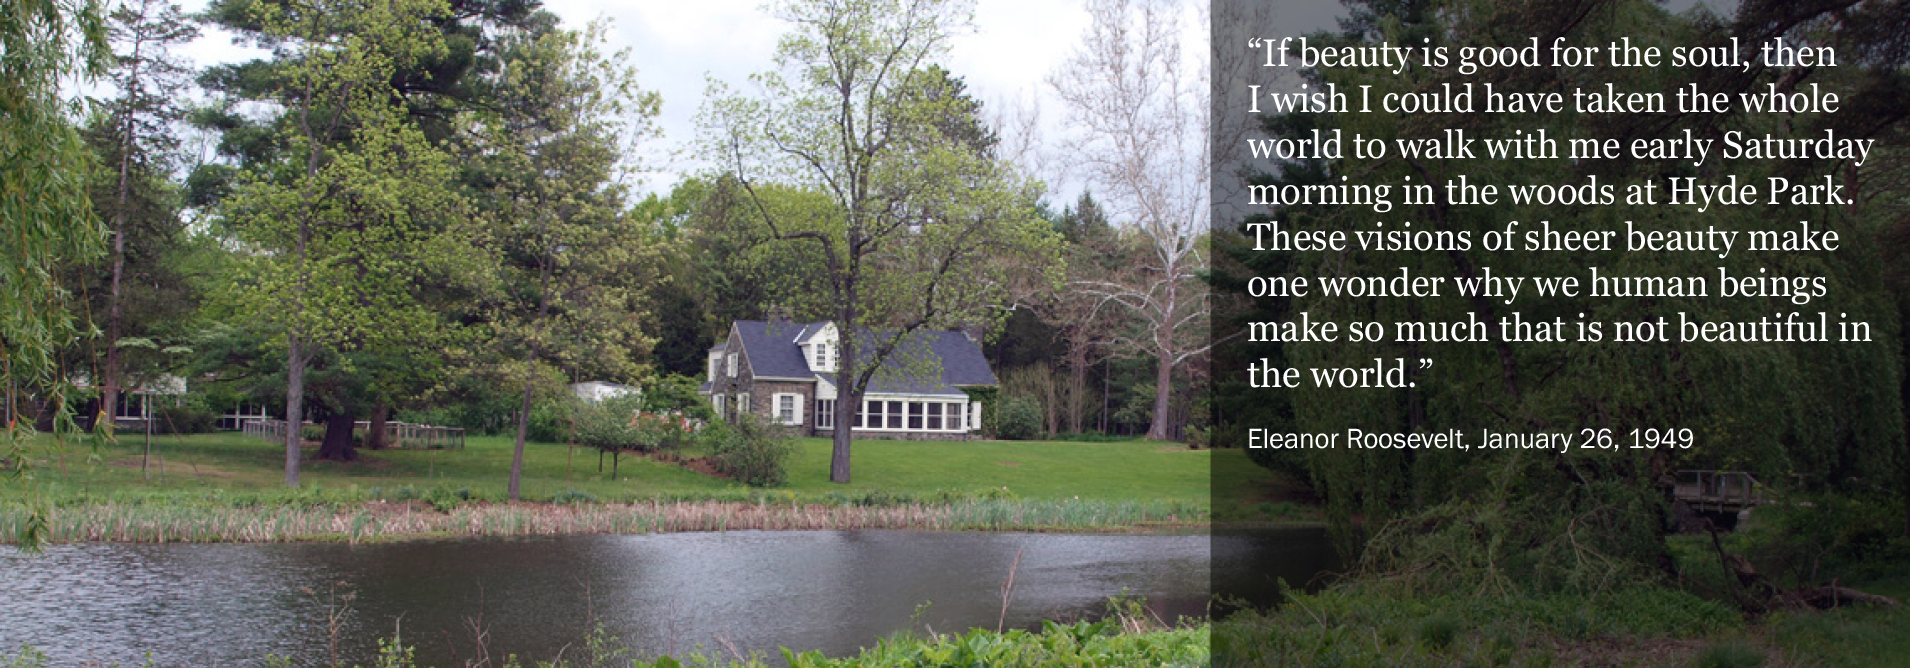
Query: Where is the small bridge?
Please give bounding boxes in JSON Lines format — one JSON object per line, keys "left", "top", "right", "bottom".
{"left": 1673, "top": 470, "right": 1761, "bottom": 513}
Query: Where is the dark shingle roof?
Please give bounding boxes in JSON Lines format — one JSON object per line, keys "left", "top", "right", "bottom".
{"left": 729, "top": 320, "right": 998, "bottom": 395}
{"left": 734, "top": 320, "right": 829, "bottom": 378}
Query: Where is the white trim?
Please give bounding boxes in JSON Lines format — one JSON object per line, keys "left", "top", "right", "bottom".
{"left": 847, "top": 399, "right": 973, "bottom": 433}
{"left": 772, "top": 392, "right": 803, "bottom": 425}
{"left": 815, "top": 399, "right": 836, "bottom": 429}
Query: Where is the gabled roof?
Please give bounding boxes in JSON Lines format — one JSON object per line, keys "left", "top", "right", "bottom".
{"left": 722, "top": 320, "right": 997, "bottom": 396}
{"left": 735, "top": 320, "right": 830, "bottom": 378}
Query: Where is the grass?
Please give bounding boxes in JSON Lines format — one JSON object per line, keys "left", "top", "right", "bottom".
{"left": 2, "top": 431, "right": 1268, "bottom": 542}
{"left": 18, "top": 432, "right": 1230, "bottom": 503}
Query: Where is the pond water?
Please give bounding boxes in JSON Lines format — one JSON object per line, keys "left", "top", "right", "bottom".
{"left": 0, "top": 528, "right": 1334, "bottom": 667}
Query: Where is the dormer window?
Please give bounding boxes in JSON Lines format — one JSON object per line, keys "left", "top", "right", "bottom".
{"left": 812, "top": 344, "right": 827, "bottom": 370}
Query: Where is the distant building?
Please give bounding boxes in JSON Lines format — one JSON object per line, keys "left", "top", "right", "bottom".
{"left": 72, "top": 374, "right": 187, "bottom": 430}
{"left": 570, "top": 381, "right": 639, "bottom": 403}
{"left": 699, "top": 319, "right": 995, "bottom": 440}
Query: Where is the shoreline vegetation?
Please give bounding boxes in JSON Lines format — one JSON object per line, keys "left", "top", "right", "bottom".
{"left": 0, "top": 496, "right": 1217, "bottom": 544}
{"left": 0, "top": 618, "right": 1213, "bottom": 668}
{"left": 1, "top": 432, "right": 1309, "bottom": 544}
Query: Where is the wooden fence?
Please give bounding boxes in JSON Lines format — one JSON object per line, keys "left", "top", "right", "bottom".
{"left": 243, "top": 418, "right": 465, "bottom": 450}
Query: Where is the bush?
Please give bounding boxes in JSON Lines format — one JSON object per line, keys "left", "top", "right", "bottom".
{"left": 704, "top": 415, "right": 791, "bottom": 487}
{"left": 154, "top": 402, "right": 216, "bottom": 434}
{"left": 526, "top": 396, "right": 578, "bottom": 443}
{"left": 993, "top": 396, "right": 1041, "bottom": 440}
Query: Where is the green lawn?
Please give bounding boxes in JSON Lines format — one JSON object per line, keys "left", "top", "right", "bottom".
{"left": 16, "top": 431, "right": 1264, "bottom": 508}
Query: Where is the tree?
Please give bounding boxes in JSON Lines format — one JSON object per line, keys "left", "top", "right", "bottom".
{"left": 1221, "top": 0, "right": 1910, "bottom": 590}
{"left": 218, "top": 0, "right": 459, "bottom": 484}
{"left": 467, "top": 19, "right": 659, "bottom": 500}
{"left": 2, "top": 0, "right": 107, "bottom": 547}
{"left": 1049, "top": 0, "right": 1211, "bottom": 441}
{"left": 704, "top": 0, "right": 1059, "bottom": 483}
{"left": 89, "top": 0, "right": 197, "bottom": 431}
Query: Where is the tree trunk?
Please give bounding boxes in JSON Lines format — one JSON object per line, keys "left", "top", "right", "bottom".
{"left": 510, "top": 381, "right": 533, "bottom": 500}
{"left": 100, "top": 59, "right": 138, "bottom": 441}
{"left": 830, "top": 286, "right": 858, "bottom": 483}
{"left": 284, "top": 338, "right": 305, "bottom": 487}
{"left": 831, "top": 381, "right": 855, "bottom": 483}
{"left": 1044, "top": 365, "right": 1058, "bottom": 438}
{"left": 1067, "top": 341, "right": 1087, "bottom": 434}
{"left": 316, "top": 411, "right": 357, "bottom": 461}
{"left": 1146, "top": 352, "right": 1173, "bottom": 441}
{"left": 366, "top": 403, "right": 390, "bottom": 450}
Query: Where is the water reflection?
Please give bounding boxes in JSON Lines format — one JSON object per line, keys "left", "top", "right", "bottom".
{"left": 0, "top": 529, "right": 1328, "bottom": 667}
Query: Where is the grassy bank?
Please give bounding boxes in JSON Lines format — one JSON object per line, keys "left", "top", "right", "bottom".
{"left": 0, "top": 496, "right": 1205, "bottom": 543}
{"left": 3, "top": 431, "right": 1256, "bottom": 542}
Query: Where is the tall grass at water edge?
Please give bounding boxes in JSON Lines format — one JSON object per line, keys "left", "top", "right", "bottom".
{"left": 0, "top": 496, "right": 1206, "bottom": 543}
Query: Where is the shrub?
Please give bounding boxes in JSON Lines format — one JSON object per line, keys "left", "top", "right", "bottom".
{"left": 1692, "top": 641, "right": 1765, "bottom": 668}
{"left": 704, "top": 415, "right": 791, "bottom": 487}
{"left": 993, "top": 396, "right": 1041, "bottom": 440}
{"left": 154, "top": 402, "right": 216, "bottom": 434}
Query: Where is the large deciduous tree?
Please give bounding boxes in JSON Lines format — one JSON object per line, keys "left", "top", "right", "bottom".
{"left": 1049, "top": 0, "right": 1212, "bottom": 441}
{"left": 219, "top": 0, "right": 459, "bottom": 485}
{"left": 468, "top": 19, "right": 659, "bottom": 500}
{"left": 704, "top": 0, "right": 1059, "bottom": 483}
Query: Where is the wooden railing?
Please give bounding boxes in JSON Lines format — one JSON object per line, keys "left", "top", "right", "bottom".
{"left": 1673, "top": 470, "right": 1761, "bottom": 512}
{"left": 243, "top": 418, "right": 465, "bottom": 450}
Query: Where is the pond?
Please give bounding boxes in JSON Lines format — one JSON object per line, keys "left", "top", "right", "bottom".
{"left": 0, "top": 528, "right": 1334, "bottom": 667}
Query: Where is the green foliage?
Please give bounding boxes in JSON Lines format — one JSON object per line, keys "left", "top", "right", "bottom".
{"left": 704, "top": 415, "right": 791, "bottom": 487}
{"left": 1692, "top": 641, "right": 1765, "bottom": 668}
{"left": 1728, "top": 493, "right": 1910, "bottom": 587}
{"left": 992, "top": 397, "right": 1042, "bottom": 441}
{"left": 1413, "top": 615, "right": 1459, "bottom": 651}
{"left": 1214, "top": 0, "right": 1910, "bottom": 595}
{"left": 2, "top": 0, "right": 111, "bottom": 549}
{"left": 1214, "top": 583, "right": 1741, "bottom": 668}
{"left": 702, "top": 0, "right": 1062, "bottom": 482}
{"left": 570, "top": 395, "right": 688, "bottom": 456}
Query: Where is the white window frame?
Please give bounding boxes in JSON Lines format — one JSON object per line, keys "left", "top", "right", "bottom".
{"left": 815, "top": 399, "right": 835, "bottom": 429}
{"left": 773, "top": 393, "right": 803, "bottom": 425}
{"left": 726, "top": 353, "right": 738, "bottom": 377}
{"left": 844, "top": 398, "right": 973, "bottom": 432}
{"left": 712, "top": 394, "right": 725, "bottom": 416}
{"left": 736, "top": 393, "right": 750, "bottom": 415}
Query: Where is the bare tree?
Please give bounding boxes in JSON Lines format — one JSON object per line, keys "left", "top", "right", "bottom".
{"left": 1049, "top": 0, "right": 1210, "bottom": 441}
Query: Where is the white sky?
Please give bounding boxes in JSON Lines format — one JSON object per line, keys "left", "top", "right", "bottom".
{"left": 178, "top": 0, "right": 1106, "bottom": 200}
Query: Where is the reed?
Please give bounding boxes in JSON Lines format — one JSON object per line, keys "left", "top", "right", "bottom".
{"left": 0, "top": 497, "right": 1208, "bottom": 544}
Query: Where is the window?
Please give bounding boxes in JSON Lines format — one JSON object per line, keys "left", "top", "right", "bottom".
{"left": 709, "top": 355, "right": 719, "bottom": 379}
{"left": 885, "top": 401, "right": 903, "bottom": 429}
{"left": 736, "top": 393, "right": 750, "bottom": 415}
{"left": 726, "top": 353, "right": 738, "bottom": 377}
{"left": 926, "top": 402, "right": 942, "bottom": 430}
{"left": 712, "top": 394, "right": 725, "bottom": 416}
{"left": 774, "top": 393, "right": 801, "bottom": 425}
{"left": 812, "top": 345, "right": 825, "bottom": 369}
{"left": 907, "top": 402, "right": 923, "bottom": 429}
{"left": 816, "top": 399, "right": 835, "bottom": 429}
